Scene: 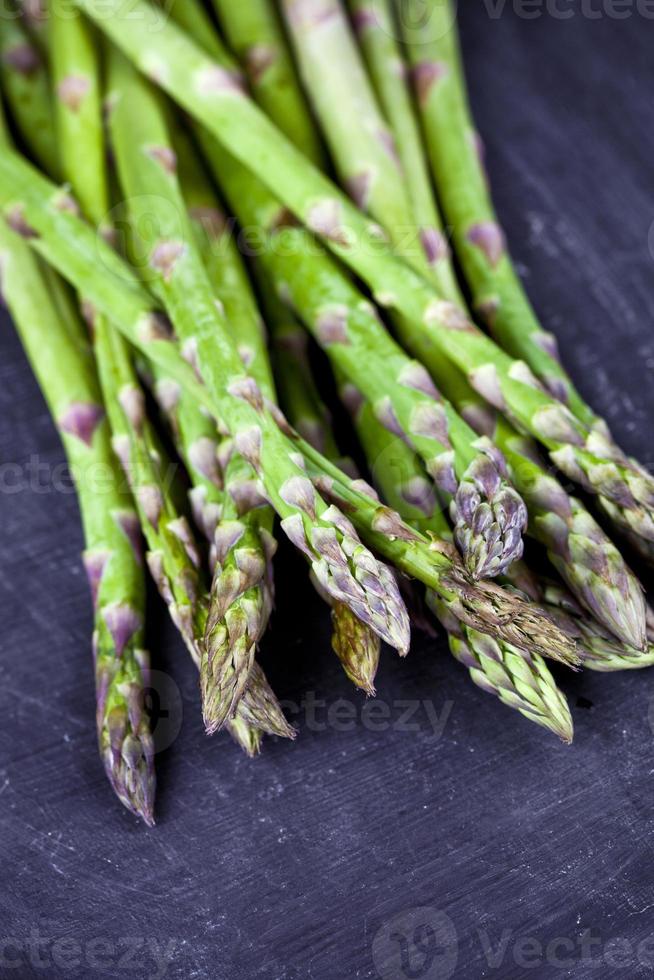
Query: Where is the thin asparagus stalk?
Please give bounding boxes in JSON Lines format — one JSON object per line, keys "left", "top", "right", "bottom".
{"left": 0, "top": 204, "right": 155, "bottom": 823}
{"left": 210, "top": 0, "right": 325, "bottom": 165}
{"left": 0, "top": 145, "right": 577, "bottom": 662}
{"left": 0, "top": 92, "right": 154, "bottom": 823}
{"left": 281, "top": 0, "right": 433, "bottom": 280}
{"left": 164, "top": 119, "right": 279, "bottom": 733}
{"left": 96, "top": 308, "right": 294, "bottom": 741}
{"left": 49, "top": 9, "right": 107, "bottom": 231}
{"left": 105, "top": 50, "right": 411, "bottom": 665}
{"left": 533, "top": 583, "right": 654, "bottom": 674}
{"left": 261, "top": 276, "right": 382, "bottom": 695}
{"left": 148, "top": 362, "right": 271, "bottom": 751}
{"left": 0, "top": 7, "right": 59, "bottom": 175}
{"left": 346, "top": 0, "right": 461, "bottom": 303}
{"left": 399, "top": 0, "right": 595, "bottom": 425}
{"left": 71, "top": 0, "right": 654, "bottom": 562}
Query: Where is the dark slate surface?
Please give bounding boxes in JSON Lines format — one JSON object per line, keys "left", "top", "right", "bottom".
{"left": 2, "top": 6, "right": 654, "bottom": 980}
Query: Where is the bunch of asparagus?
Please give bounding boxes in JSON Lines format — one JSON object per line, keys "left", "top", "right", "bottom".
{"left": 0, "top": 0, "right": 652, "bottom": 826}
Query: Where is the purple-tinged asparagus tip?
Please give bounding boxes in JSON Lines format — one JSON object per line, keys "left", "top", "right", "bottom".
{"left": 451, "top": 441, "right": 528, "bottom": 580}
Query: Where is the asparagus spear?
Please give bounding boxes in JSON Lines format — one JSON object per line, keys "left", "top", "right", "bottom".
{"left": 72, "top": 0, "right": 654, "bottom": 562}
{"left": 281, "top": 0, "right": 433, "bottom": 278}
{"left": 399, "top": 0, "right": 595, "bottom": 424}
{"left": 104, "top": 51, "right": 410, "bottom": 662}
{"left": 96, "top": 309, "right": 294, "bottom": 741}
{"left": 0, "top": 145, "right": 577, "bottom": 663}
{"left": 165, "top": 118, "right": 279, "bottom": 733}
{"left": 261, "top": 276, "right": 382, "bottom": 695}
{"left": 0, "top": 90, "right": 154, "bottom": 823}
{"left": 528, "top": 582, "right": 654, "bottom": 674}
{"left": 346, "top": 0, "right": 462, "bottom": 303}
{"left": 0, "top": 7, "right": 59, "bottom": 175}
{"left": 0, "top": 205, "right": 155, "bottom": 823}
{"left": 211, "top": 0, "right": 325, "bottom": 165}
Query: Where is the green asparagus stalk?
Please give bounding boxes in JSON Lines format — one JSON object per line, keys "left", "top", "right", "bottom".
{"left": 399, "top": 0, "right": 594, "bottom": 424}
{"left": 0, "top": 207, "right": 155, "bottom": 823}
{"left": 0, "top": 7, "right": 59, "bottom": 175}
{"left": 162, "top": 117, "right": 279, "bottom": 733}
{"left": 49, "top": 9, "right": 107, "bottom": 230}
{"left": 95, "top": 305, "right": 294, "bottom": 742}
{"left": 148, "top": 362, "right": 274, "bottom": 752}
{"left": 104, "top": 51, "right": 411, "bottom": 664}
{"left": 72, "top": 0, "right": 654, "bottom": 563}
{"left": 211, "top": 0, "right": 324, "bottom": 165}
{"left": 0, "top": 91, "right": 154, "bottom": 823}
{"left": 0, "top": 145, "right": 578, "bottom": 663}
{"left": 531, "top": 583, "right": 654, "bottom": 674}
{"left": 261, "top": 276, "right": 382, "bottom": 695}
{"left": 281, "top": 0, "right": 433, "bottom": 279}
{"left": 347, "top": 0, "right": 462, "bottom": 303}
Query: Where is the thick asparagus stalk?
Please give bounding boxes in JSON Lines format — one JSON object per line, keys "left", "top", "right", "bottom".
{"left": 211, "top": 0, "right": 324, "bottom": 165}
{"left": 0, "top": 213, "right": 155, "bottom": 824}
{"left": 347, "top": 0, "right": 462, "bottom": 303}
{"left": 104, "top": 52, "right": 410, "bottom": 663}
{"left": 72, "top": 0, "right": 654, "bottom": 562}
{"left": 0, "top": 145, "right": 577, "bottom": 662}
{"left": 0, "top": 9, "right": 59, "bottom": 175}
